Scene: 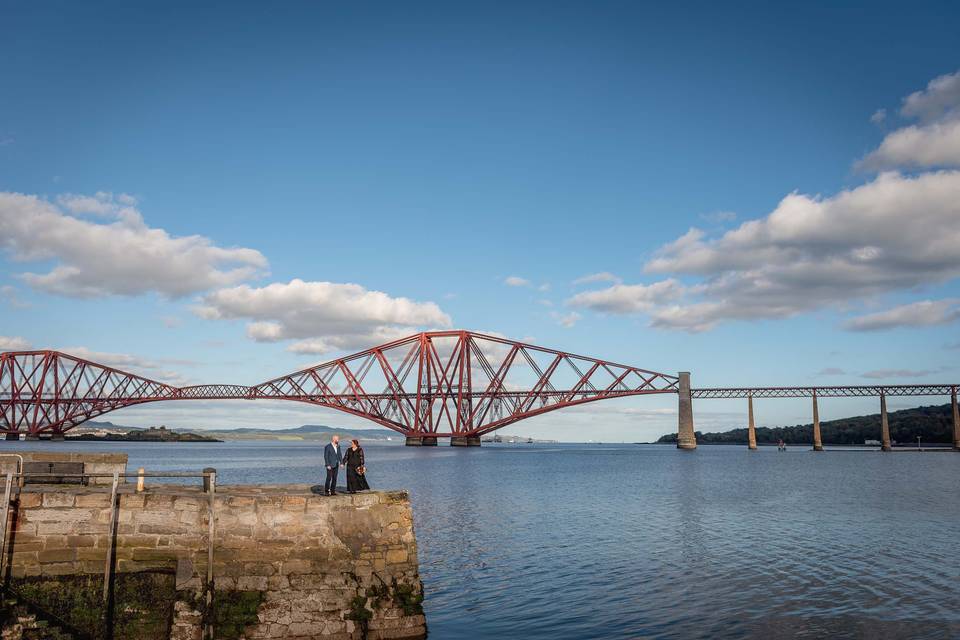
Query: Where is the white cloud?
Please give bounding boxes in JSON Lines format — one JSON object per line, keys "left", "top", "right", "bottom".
{"left": 572, "top": 272, "right": 621, "bottom": 286}
{"left": 504, "top": 276, "right": 531, "bottom": 287}
{"left": 285, "top": 326, "right": 413, "bottom": 355}
{"left": 870, "top": 108, "right": 887, "bottom": 125}
{"left": 860, "top": 120, "right": 960, "bottom": 170}
{"left": 0, "top": 191, "right": 268, "bottom": 298}
{"left": 860, "top": 368, "right": 939, "bottom": 380}
{"left": 567, "top": 280, "right": 684, "bottom": 314}
{"left": 195, "top": 278, "right": 452, "bottom": 354}
{"left": 843, "top": 299, "right": 960, "bottom": 332}
{"left": 0, "top": 336, "right": 31, "bottom": 350}
{"left": 699, "top": 210, "right": 738, "bottom": 224}
{"left": 0, "top": 337, "right": 193, "bottom": 381}
{"left": 632, "top": 171, "right": 960, "bottom": 330}
{"left": 57, "top": 192, "right": 133, "bottom": 217}
{"left": 901, "top": 69, "right": 960, "bottom": 123}
{"left": 8, "top": 345, "right": 196, "bottom": 385}
{"left": 860, "top": 69, "right": 960, "bottom": 170}
{"left": 161, "top": 315, "right": 182, "bottom": 328}
{"left": 551, "top": 311, "right": 581, "bottom": 328}
{"left": 569, "top": 166, "right": 960, "bottom": 332}
{"left": 817, "top": 367, "right": 847, "bottom": 376}
{"left": 538, "top": 283, "right": 551, "bottom": 292}
{"left": 0, "top": 285, "right": 29, "bottom": 309}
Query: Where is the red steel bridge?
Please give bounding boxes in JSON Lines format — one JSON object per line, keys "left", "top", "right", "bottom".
{"left": 1, "top": 330, "right": 958, "bottom": 448}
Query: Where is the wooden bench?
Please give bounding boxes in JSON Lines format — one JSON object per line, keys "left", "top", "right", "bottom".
{"left": 22, "top": 461, "right": 86, "bottom": 485}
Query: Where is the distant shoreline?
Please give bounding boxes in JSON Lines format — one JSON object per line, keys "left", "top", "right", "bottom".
{"left": 67, "top": 432, "right": 222, "bottom": 443}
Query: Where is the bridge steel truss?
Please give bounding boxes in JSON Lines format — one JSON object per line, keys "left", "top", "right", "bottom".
{"left": 0, "top": 331, "right": 679, "bottom": 438}
{"left": 3, "top": 332, "right": 957, "bottom": 447}
{"left": 693, "top": 384, "right": 960, "bottom": 452}
{"left": 693, "top": 385, "right": 958, "bottom": 399}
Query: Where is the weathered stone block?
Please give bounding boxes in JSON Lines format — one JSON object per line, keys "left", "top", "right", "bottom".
{"left": 236, "top": 575, "right": 268, "bottom": 591}
{"left": 41, "top": 493, "right": 76, "bottom": 508}
{"left": 75, "top": 493, "right": 110, "bottom": 508}
{"left": 18, "top": 493, "right": 42, "bottom": 508}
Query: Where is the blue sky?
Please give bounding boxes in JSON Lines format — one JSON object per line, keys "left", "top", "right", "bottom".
{"left": 2, "top": 1, "right": 960, "bottom": 440}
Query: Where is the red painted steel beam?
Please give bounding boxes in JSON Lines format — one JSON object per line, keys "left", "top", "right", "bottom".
{"left": 7, "top": 332, "right": 953, "bottom": 438}
{"left": 0, "top": 332, "right": 681, "bottom": 436}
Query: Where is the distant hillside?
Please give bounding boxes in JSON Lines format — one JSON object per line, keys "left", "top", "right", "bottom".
{"left": 69, "top": 425, "right": 221, "bottom": 442}
{"left": 657, "top": 403, "right": 957, "bottom": 445}
{"left": 80, "top": 421, "right": 400, "bottom": 441}
{"left": 203, "top": 424, "right": 400, "bottom": 441}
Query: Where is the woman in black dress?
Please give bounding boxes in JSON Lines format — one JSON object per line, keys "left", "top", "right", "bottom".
{"left": 344, "top": 439, "right": 370, "bottom": 493}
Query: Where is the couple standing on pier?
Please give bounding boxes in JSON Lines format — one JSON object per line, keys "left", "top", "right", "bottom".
{"left": 323, "top": 435, "right": 370, "bottom": 495}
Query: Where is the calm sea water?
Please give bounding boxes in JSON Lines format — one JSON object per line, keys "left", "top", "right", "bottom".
{"left": 7, "top": 440, "right": 960, "bottom": 639}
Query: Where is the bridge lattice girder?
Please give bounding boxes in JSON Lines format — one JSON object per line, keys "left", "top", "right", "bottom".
{"left": 0, "top": 331, "right": 679, "bottom": 437}
{"left": 692, "top": 385, "right": 957, "bottom": 399}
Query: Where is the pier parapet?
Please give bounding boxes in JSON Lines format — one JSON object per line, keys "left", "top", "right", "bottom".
{"left": 0, "top": 454, "right": 426, "bottom": 640}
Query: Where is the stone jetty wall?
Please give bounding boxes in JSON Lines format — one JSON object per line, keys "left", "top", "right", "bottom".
{"left": 1, "top": 477, "right": 426, "bottom": 639}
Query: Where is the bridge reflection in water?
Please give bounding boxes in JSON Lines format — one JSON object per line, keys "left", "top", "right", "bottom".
{"left": 1, "top": 330, "right": 958, "bottom": 451}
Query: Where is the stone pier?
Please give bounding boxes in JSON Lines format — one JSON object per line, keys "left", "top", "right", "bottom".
{"left": 747, "top": 395, "right": 757, "bottom": 451}
{"left": 880, "top": 393, "right": 892, "bottom": 452}
{"left": 404, "top": 436, "right": 438, "bottom": 447}
{"left": 0, "top": 456, "right": 426, "bottom": 640}
{"left": 952, "top": 387, "right": 959, "bottom": 451}
{"left": 676, "top": 371, "right": 696, "bottom": 450}
{"left": 812, "top": 390, "right": 823, "bottom": 451}
{"left": 449, "top": 436, "right": 481, "bottom": 447}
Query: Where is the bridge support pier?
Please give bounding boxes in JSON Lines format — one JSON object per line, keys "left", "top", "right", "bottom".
{"left": 24, "top": 434, "right": 39, "bottom": 442}
{"left": 50, "top": 432, "right": 65, "bottom": 442}
{"left": 677, "top": 371, "right": 696, "bottom": 450}
{"left": 450, "top": 436, "right": 481, "bottom": 447}
{"left": 404, "top": 436, "right": 438, "bottom": 446}
{"left": 5, "top": 433, "right": 19, "bottom": 441}
{"left": 880, "top": 394, "right": 892, "bottom": 451}
{"left": 812, "top": 390, "right": 823, "bottom": 451}
{"left": 952, "top": 387, "right": 959, "bottom": 451}
{"left": 747, "top": 395, "right": 757, "bottom": 450}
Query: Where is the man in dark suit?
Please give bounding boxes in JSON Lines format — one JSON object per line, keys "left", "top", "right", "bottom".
{"left": 323, "top": 435, "right": 344, "bottom": 495}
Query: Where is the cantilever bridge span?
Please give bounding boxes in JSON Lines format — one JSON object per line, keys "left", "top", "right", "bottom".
{"left": 2, "top": 330, "right": 958, "bottom": 449}
{"left": 0, "top": 331, "right": 680, "bottom": 444}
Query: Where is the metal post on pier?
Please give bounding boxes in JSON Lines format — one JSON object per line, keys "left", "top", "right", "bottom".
{"left": 204, "top": 468, "right": 216, "bottom": 640}
{"left": 0, "top": 472, "right": 13, "bottom": 579}
{"left": 747, "top": 394, "right": 757, "bottom": 451}
{"left": 103, "top": 471, "right": 120, "bottom": 604}
{"left": 812, "top": 389, "right": 823, "bottom": 451}
{"left": 880, "top": 393, "right": 892, "bottom": 452}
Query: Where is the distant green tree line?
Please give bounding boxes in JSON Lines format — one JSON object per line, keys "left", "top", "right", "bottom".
{"left": 656, "top": 403, "right": 957, "bottom": 445}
